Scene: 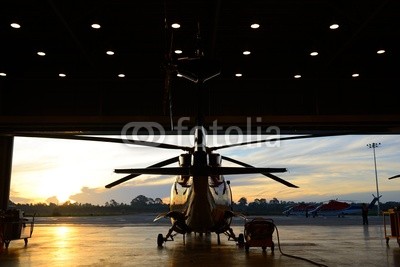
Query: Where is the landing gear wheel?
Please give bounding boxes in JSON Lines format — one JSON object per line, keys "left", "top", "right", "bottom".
{"left": 245, "top": 244, "right": 249, "bottom": 252}
{"left": 262, "top": 246, "right": 266, "bottom": 252}
{"left": 157, "top": 234, "right": 164, "bottom": 247}
{"left": 237, "top": 233, "right": 244, "bottom": 246}
{"left": 271, "top": 242, "right": 275, "bottom": 253}
{"left": 4, "top": 240, "right": 10, "bottom": 249}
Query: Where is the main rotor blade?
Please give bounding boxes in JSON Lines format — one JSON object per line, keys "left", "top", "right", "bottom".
{"left": 222, "top": 156, "right": 298, "bottom": 188}
{"left": 105, "top": 156, "right": 179, "bottom": 188}
{"left": 13, "top": 133, "right": 191, "bottom": 151}
{"left": 115, "top": 167, "right": 190, "bottom": 175}
{"left": 114, "top": 166, "right": 286, "bottom": 176}
{"left": 388, "top": 174, "right": 400, "bottom": 180}
{"left": 213, "top": 167, "right": 287, "bottom": 175}
{"left": 209, "top": 133, "right": 351, "bottom": 151}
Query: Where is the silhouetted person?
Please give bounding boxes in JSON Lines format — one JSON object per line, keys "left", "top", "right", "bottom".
{"left": 362, "top": 203, "right": 369, "bottom": 225}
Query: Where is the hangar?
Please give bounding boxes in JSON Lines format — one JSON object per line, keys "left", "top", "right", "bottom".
{"left": 0, "top": 0, "right": 399, "bottom": 209}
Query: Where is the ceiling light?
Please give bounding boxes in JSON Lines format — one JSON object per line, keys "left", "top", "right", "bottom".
{"left": 37, "top": 51, "right": 46, "bottom": 56}
{"left": 329, "top": 24, "right": 339, "bottom": 30}
{"left": 243, "top": 51, "right": 251, "bottom": 55}
{"left": 310, "top": 51, "right": 318, "bottom": 56}
{"left": 352, "top": 73, "right": 359, "bottom": 78}
{"left": 174, "top": 49, "right": 182, "bottom": 54}
{"left": 235, "top": 73, "right": 242, "bottom": 77}
{"left": 177, "top": 73, "right": 183, "bottom": 77}
{"left": 0, "top": 72, "right": 6, "bottom": 77}
{"left": 118, "top": 74, "right": 125, "bottom": 78}
{"left": 377, "top": 49, "right": 385, "bottom": 54}
{"left": 10, "top": 23, "right": 21, "bottom": 29}
{"left": 106, "top": 51, "right": 114, "bottom": 55}
{"left": 250, "top": 23, "right": 260, "bottom": 29}
{"left": 171, "top": 23, "right": 180, "bottom": 29}
{"left": 294, "top": 74, "right": 301, "bottom": 79}
{"left": 59, "top": 73, "right": 66, "bottom": 77}
{"left": 91, "top": 23, "right": 101, "bottom": 29}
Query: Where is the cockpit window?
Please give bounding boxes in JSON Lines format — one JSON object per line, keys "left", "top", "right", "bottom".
{"left": 209, "top": 176, "right": 231, "bottom": 206}
{"left": 176, "top": 176, "right": 192, "bottom": 187}
{"left": 170, "top": 176, "right": 193, "bottom": 206}
{"left": 209, "top": 175, "right": 223, "bottom": 187}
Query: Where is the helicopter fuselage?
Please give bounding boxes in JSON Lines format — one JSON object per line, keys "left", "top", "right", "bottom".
{"left": 169, "top": 174, "right": 233, "bottom": 234}
{"left": 167, "top": 126, "right": 234, "bottom": 234}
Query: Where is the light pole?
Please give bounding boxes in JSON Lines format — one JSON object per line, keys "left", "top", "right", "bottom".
{"left": 366, "top": 142, "right": 381, "bottom": 215}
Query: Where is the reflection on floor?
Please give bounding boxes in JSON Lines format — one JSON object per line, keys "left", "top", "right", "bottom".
{"left": 0, "top": 215, "right": 399, "bottom": 267}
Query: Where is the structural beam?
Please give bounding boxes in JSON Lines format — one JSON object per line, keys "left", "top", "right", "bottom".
{"left": 0, "top": 115, "right": 400, "bottom": 135}
{"left": 0, "top": 136, "right": 13, "bottom": 211}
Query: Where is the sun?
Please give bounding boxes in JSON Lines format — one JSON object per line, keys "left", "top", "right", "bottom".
{"left": 32, "top": 170, "right": 82, "bottom": 205}
{"left": 56, "top": 193, "right": 73, "bottom": 205}
{"left": 49, "top": 179, "right": 80, "bottom": 204}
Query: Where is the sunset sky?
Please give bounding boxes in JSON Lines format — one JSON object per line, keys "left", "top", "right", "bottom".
{"left": 10, "top": 134, "right": 400, "bottom": 205}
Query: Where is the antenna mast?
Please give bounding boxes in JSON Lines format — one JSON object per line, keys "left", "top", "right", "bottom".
{"left": 163, "top": 0, "right": 174, "bottom": 131}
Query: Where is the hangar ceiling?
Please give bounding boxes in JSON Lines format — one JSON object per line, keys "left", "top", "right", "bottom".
{"left": 0, "top": 0, "right": 399, "bottom": 135}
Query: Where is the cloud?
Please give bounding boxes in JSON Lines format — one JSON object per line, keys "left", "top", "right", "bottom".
{"left": 10, "top": 196, "right": 35, "bottom": 204}
{"left": 46, "top": 196, "right": 59, "bottom": 205}
{"left": 70, "top": 184, "right": 172, "bottom": 206}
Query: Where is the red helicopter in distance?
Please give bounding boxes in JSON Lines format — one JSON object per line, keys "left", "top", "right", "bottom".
{"left": 282, "top": 203, "right": 317, "bottom": 217}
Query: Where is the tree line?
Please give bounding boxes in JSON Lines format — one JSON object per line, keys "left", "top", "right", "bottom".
{"left": 9, "top": 195, "right": 400, "bottom": 217}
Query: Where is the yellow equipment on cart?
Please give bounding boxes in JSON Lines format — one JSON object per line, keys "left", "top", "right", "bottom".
{"left": 0, "top": 209, "right": 35, "bottom": 249}
{"left": 243, "top": 217, "right": 275, "bottom": 252}
{"left": 382, "top": 208, "right": 400, "bottom": 247}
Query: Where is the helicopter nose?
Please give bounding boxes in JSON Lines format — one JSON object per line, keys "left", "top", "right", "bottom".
{"left": 186, "top": 211, "right": 214, "bottom": 233}
{"left": 185, "top": 190, "right": 215, "bottom": 232}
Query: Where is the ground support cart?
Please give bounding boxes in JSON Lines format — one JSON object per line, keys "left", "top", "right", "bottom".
{"left": 383, "top": 208, "right": 400, "bottom": 247}
{"left": 243, "top": 217, "right": 275, "bottom": 252}
{"left": 0, "top": 209, "right": 35, "bottom": 249}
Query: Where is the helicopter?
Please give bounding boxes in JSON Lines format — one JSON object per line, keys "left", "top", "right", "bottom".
{"left": 282, "top": 203, "right": 317, "bottom": 217}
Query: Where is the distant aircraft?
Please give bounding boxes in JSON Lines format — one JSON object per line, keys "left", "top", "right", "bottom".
{"left": 282, "top": 203, "right": 317, "bottom": 217}
{"left": 308, "top": 195, "right": 381, "bottom": 217}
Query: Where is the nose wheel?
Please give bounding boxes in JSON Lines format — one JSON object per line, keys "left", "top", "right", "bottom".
{"left": 157, "top": 234, "right": 164, "bottom": 247}
{"left": 157, "top": 230, "right": 180, "bottom": 247}
{"left": 237, "top": 233, "right": 245, "bottom": 246}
